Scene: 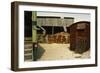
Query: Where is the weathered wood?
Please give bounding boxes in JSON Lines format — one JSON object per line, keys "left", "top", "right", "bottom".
{"left": 70, "top": 21, "right": 90, "bottom": 54}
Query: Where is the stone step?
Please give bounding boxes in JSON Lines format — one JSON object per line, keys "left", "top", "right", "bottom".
{"left": 24, "top": 37, "right": 33, "bottom": 61}
{"left": 24, "top": 53, "right": 32, "bottom": 56}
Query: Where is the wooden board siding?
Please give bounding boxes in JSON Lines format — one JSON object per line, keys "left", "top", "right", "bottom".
{"left": 70, "top": 21, "right": 90, "bottom": 54}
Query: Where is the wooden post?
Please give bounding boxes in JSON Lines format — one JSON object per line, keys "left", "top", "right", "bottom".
{"left": 32, "top": 11, "right": 38, "bottom": 61}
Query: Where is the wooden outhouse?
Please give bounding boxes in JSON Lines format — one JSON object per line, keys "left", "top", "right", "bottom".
{"left": 69, "top": 21, "right": 90, "bottom": 54}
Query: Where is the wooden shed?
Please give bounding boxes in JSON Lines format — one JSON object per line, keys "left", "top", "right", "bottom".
{"left": 69, "top": 21, "right": 90, "bottom": 54}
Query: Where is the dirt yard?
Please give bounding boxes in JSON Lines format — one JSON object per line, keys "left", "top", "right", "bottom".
{"left": 38, "top": 43, "right": 90, "bottom": 61}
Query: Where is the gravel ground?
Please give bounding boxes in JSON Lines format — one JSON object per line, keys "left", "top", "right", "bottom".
{"left": 38, "top": 43, "right": 90, "bottom": 61}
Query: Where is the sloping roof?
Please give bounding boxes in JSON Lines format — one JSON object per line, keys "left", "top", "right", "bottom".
{"left": 69, "top": 21, "right": 90, "bottom": 27}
